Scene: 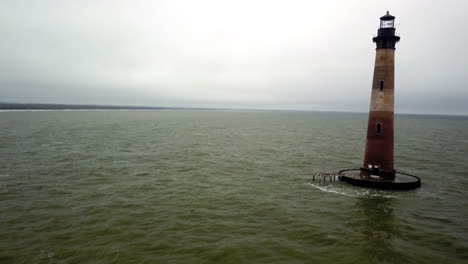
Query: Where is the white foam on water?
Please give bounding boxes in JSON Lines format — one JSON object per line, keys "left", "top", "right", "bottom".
{"left": 309, "top": 182, "right": 356, "bottom": 197}
{"left": 308, "top": 182, "right": 396, "bottom": 198}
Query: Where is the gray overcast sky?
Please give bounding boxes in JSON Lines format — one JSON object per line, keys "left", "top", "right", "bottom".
{"left": 1, "top": 0, "right": 467, "bottom": 115}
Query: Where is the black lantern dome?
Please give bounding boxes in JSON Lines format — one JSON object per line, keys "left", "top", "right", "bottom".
{"left": 373, "top": 11, "right": 400, "bottom": 49}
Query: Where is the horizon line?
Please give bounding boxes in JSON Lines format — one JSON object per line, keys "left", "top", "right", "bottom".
{"left": 0, "top": 101, "right": 466, "bottom": 118}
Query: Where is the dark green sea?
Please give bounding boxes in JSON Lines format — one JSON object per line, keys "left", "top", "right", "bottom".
{"left": 1, "top": 110, "right": 467, "bottom": 263}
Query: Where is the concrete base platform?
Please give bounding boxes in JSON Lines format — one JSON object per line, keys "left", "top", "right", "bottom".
{"left": 338, "top": 169, "right": 421, "bottom": 190}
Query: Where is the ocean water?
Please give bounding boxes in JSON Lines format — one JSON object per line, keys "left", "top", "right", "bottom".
{"left": 0, "top": 110, "right": 467, "bottom": 263}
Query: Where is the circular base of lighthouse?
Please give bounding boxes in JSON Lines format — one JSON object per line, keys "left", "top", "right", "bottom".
{"left": 338, "top": 169, "right": 421, "bottom": 190}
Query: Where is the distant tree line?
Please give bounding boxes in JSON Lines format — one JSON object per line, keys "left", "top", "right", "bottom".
{"left": 0, "top": 102, "right": 219, "bottom": 111}
{"left": 0, "top": 102, "right": 166, "bottom": 110}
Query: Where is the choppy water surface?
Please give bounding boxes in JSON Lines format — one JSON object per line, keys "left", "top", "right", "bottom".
{"left": 1, "top": 110, "right": 467, "bottom": 263}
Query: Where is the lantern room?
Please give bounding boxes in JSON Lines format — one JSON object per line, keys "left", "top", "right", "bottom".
{"left": 373, "top": 11, "right": 400, "bottom": 49}
{"left": 380, "top": 11, "right": 395, "bottom": 28}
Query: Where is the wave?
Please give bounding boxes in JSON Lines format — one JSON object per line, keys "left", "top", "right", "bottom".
{"left": 308, "top": 182, "right": 396, "bottom": 198}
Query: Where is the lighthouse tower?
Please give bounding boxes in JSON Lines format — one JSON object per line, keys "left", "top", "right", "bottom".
{"left": 338, "top": 12, "right": 420, "bottom": 190}
{"left": 361, "top": 11, "right": 400, "bottom": 180}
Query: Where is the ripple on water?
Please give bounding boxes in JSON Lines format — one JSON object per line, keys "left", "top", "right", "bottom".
{"left": 308, "top": 182, "right": 396, "bottom": 198}
{"left": 0, "top": 110, "right": 467, "bottom": 263}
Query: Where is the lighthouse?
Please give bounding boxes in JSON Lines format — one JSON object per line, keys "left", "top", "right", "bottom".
{"left": 337, "top": 12, "right": 421, "bottom": 190}
{"left": 361, "top": 11, "right": 400, "bottom": 180}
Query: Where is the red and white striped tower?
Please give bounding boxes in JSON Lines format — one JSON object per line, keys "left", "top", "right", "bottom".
{"left": 361, "top": 11, "right": 400, "bottom": 180}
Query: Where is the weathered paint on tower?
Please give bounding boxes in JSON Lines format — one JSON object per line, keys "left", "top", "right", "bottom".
{"left": 362, "top": 12, "right": 400, "bottom": 180}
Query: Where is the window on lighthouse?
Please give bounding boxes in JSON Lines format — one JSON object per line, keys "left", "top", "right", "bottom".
{"left": 379, "top": 80, "right": 384, "bottom": 91}
{"left": 381, "top": 20, "right": 394, "bottom": 28}
{"left": 377, "top": 123, "right": 382, "bottom": 134}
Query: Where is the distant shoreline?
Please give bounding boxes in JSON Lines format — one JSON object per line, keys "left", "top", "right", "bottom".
{"left": 0, "top": 102, "right": 218, "bottom": 111}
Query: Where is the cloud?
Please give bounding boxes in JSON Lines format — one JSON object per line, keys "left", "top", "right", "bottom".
{"left": 1, "top": 0, "right": 467, "bottom": 115}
